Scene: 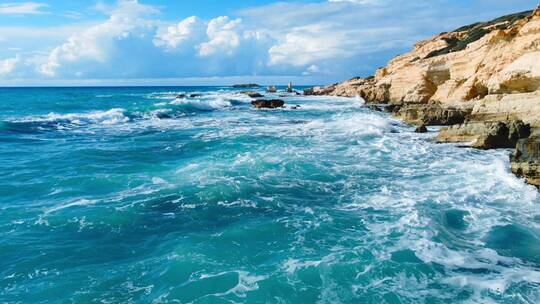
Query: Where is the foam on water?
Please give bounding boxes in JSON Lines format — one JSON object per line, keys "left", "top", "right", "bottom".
{"left": 0, "top": 87, "right": 538, "bottom": 303}
{"left": 18, "top": 108, "right": 130, "bottom": 125}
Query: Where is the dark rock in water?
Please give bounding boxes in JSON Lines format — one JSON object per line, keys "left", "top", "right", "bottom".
{"left": 438, "top": 120, "right": 531, "bottom": 149}
{"left": 190, "top": 94, "right": 202, "bottom": 98}
{"left": 240, "top": 91, "right": 264, "bottom": 98}
{"left": 367, "top": 105, "right": 383, "bottom": 112}
{"left": 286, "top": 82, "right": 294, "bottom": 93}
{"left": 267, "top": 86, "right": 277, "bottom": 93}
{"left": 384, "top": 104, "right": 402, "bottom": 113}
{"left": 176, "top": 94, "right": 186, "bottom": 99}
{"left": 511, "top": 135, "right": 540, "bottom": 187}
{"left": 252, "top": 99, "right": 285, "bottom": 109}
{"left": 415, "top": 125, "right": 428, "bottom": 133}
{"left": 233, "top": 84, "right": 260, "bottom": 88}
{"left": 303, "top": 88, "right": 314, "bottom": 96}
{"left": 290, "top": 105, "right": 301, "bottom": 110}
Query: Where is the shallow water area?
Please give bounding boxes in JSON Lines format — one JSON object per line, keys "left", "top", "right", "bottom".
{"left": 0, "top": 86, "right": 539, "bottom": 303}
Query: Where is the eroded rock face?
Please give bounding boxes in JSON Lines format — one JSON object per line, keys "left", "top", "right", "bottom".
{"left": 511, "top": 135, "right": 540, "bottom": 187}
{"left": 438, "top": 120, "right": 531, "bottom": 149}
{"left": 395, "top": 104, "right": 472, "bottom": 126}
{"left": 311, "top": 7, "right": 540, "bottom": 126}
{"left": 251, "top": 99, "right": 285, "bottom": 109}
{"left": 307, "top": 7, "right": 540, "bottom": 187}
{"left": 308, "top": 77, "right": 390, "bottom": 103}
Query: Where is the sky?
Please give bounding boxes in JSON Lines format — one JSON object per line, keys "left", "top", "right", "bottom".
{"left": 0, "top": 0, "right": 538, "bottom": 86}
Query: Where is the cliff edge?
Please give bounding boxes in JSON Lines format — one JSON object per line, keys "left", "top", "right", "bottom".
{"left": 308, "top": 6, "right": 540, "bottom": 187}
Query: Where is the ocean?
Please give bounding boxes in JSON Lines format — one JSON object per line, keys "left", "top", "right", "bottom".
{"left": 0, "top": 87, "right": 539, "bottom": 303}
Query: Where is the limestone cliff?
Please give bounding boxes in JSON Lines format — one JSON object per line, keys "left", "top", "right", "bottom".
{"left": 309, "top": 6, "right": 540, "bottom": 187}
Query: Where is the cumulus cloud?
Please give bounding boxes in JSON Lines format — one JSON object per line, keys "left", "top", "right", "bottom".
{"left": 268, "top": 23, "right": 355, "bottom": 66}
{"left": 1, "top": 0, "right": 538, "bottom": 84}
{"left": 0, "top": 2, "right": 48, "bottom": 15}
{"left": 154, "top": 16, "right": 205, "bottom": 50}
{"left": 39, "top": 0, "right": 158, "bottom": 77}
{"left": 198, "top": 16, "right": 243, "bottom": 57}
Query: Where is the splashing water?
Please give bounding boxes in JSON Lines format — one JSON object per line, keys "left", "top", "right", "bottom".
{"left": 0, "top": 87, "right": 538, "bottom": 303}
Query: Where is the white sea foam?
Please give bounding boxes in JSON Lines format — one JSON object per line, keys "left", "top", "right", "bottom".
{"left": 170, "top": 96, "right": 232, "bottom": 110}
{"left": 15, "top": 108, "right": 129, "bottom": 126}
{"left": 44, "top": 199, "right": 96, "bottom": 215}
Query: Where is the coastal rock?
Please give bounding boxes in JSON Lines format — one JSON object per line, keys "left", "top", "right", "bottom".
{"left": 286, "top": 82, "right": 294, "bottom": 93}
{"left": 366, "top": 105, "right": 383, "bottom": 112}
{"left": 303, "top": 7, "right": 540, "bottom": 186}
{"left": 251, "top": 99, "right": 285, "bottom": 109}
{"left": 308, "top": 8, "right": 540, "bottom": 113}
{"left": 415, "top": 125, "right": 428, "bottom": 133}
{"left": 267, "top": 86, "right": 277, "bottom": 93}
{"left": 395, "top": 104, "right": 472, "bottom": 126}
{"left": 176, "top": 94, "right": 186, "bottom": 99}
{"left": 308, "top": 77, "right": 390, "bottom": 103}
{"left": 241, "top": 91, "right": 264, "bottom": 98}
{"left": 438, "top": 120, "right": 531, "bottom": 149}
{"left": 511, "top": 135, "right": 540, "bottom": 187}
{"left": 233, "top": 84, "right": 260, "bottom": 88}
{"left": 384, "top": 104, "right": 402, "bottom": 113}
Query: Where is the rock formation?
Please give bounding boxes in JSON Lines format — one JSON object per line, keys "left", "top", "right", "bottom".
{"left": 251, "top": 99, "right": 285, "bottom": 109}
{"left": 310, "top": 6, "right": 540, "bottom": 186}
{"left": 511, "top": 134, "right": 540, "bottom": 186}
{"left": 233, "top": 84, "right": 260, "bottom": 88}
{"left": 241, "top": 91, "right": 264, "bottom": 98}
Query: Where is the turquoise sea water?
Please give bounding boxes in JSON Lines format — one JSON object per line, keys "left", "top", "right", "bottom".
{"left": 0, "top": 87, "right": 539, "bottom": 303}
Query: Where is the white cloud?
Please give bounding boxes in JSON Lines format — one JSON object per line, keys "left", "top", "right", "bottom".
{"left": 0, "top": 55, "right": 20, "bottom": 76}
{"left": 0, "top": 2, "right": 48, "bottom": 15}
{"left": 3, "top": 0, "right": 536, "bottom": 84}
{"left": 39, "top": 0, "right": 158, "bottom": 76}
{"left": 154, "top": 16, "right": 205, "bottom": 50}
{"left": 198, "top": 16, "right": 243, "bottom": 57}
{"left": 269, "top": 23, "right": 355, "bottom": 66}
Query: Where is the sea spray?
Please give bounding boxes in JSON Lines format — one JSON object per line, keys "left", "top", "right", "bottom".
{"left": 0, "top": 86, "right": 538, "bottom": 303}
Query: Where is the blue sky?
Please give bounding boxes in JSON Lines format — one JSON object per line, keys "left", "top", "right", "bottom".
{"left": 0, "top": 0, "right": 538, "bottom": 86}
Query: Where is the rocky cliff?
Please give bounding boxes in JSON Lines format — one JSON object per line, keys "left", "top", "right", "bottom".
{"left": 309, "top": 6, "right": 540, "bottom": 187}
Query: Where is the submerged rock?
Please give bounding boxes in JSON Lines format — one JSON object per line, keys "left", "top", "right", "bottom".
{"left": 384, "top": 104, "right": 402, "bottom": 113}
{"left": 176, "top": 94, "right": 186, "bottom": 99}
{"left": 267, "top": 86, "right": 277, "bottom": 93}
{"left": 415, "top": 125, "right": 428, "bottom": 133}
{"left": 240, "top": 91, "right": 264, "bottom": 98}
{"left": 366, "top": 105, "right": 383, "bottom": 112}
{"left": 438, "top": 120, "right": 531, "bottom": 149}
{"left": 251, "top": 99, "right": 285, "bottom": 109}
{"left": 190, "top": 94, "right": 202, "bottom": 98}
{"left": 511, "top": 135, "right": 540, "bottom": 187}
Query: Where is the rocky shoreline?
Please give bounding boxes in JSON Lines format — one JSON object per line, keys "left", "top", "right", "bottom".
{"left": 306, "top": 6, "right": 540, "bottom": 187}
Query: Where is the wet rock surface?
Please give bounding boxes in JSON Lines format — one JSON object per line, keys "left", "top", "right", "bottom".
{"left": 251, "top": 99, "right": 285, "bottom": 109}
{"left": 395, "top": 104, "right": 472, "bottom": 126}
{"left": 511, "top": 135, "right": 540, "bottom": 187}
{"left": 438, "top": 120, "right": 531, "bottom": 149}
